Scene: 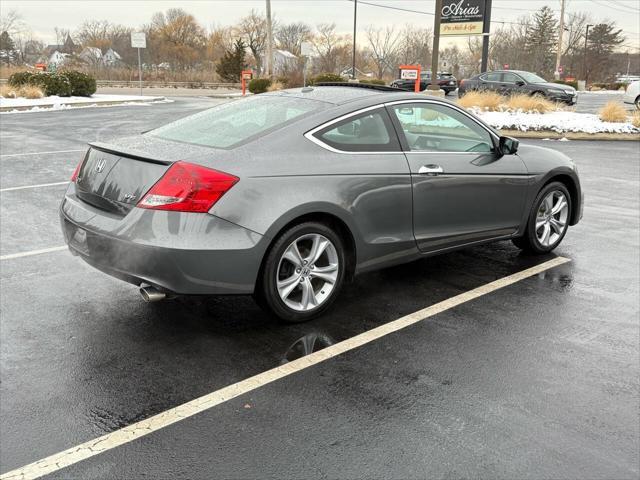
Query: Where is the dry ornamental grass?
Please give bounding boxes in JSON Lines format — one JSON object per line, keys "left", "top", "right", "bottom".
{"left": 598, "top": 101, "right": 628, "bottom": 123}
{"left": 0, "top": 84, "right": 45, "bottom": 99}
{"left": 631, "top": 111, "right": 640, "bottom": 129}
{"left": 266, "top": 81, "right": 285, "bottom": 92}
{"left": 457, "top": 90, "right": 563, "bottom": 113}
{"left": 457, "top": 90, "right": 503, "bottom": 111}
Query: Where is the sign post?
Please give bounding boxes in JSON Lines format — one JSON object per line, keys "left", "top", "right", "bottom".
{"left": 130, "top": 32, "right": 146, "bottom": 96}
{"left": 241, "top": 70, "right": 253, "bottom": 95}
{"left": 301, "top": 42, "right": 313, "bottom": 87}
{"left": 399, "top": 65, "right": 421, "bottom": 93}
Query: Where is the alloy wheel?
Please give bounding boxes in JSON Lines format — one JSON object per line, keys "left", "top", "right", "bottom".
{"left": 276, "top": 233, "right": 339, "bottom": 311}
{"left": 535, "top": 190, "right": 569, "bottom": 248}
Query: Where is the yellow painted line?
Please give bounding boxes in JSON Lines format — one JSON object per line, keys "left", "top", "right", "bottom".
{"left": 0, "top": 181, "right": 68, "bottom": 192}
{"left": 0, "top": 246, "right": 67, "bottom": 261}
{"left": 0, "top": 256, "right": 570, "bottom": 480}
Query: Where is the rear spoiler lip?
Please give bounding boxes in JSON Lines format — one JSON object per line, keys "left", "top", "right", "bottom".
{"left": 88, "top": 142, "right": 172, "bottom": 166}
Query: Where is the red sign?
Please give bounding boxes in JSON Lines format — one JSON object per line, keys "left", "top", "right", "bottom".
{"left": 503, "top": 64, "right": 509, "bottom": 69}
{"left": 558, "top": 66, "right": 564, "bottom": 74}
{"left": 241, "top": 70, "right": 253, "bottom": 96}
{"left": 565, "top": 76, "right": 576, "bottom": 82}
{"left": 399, "top": 64, "right": 421, "bottom": 93}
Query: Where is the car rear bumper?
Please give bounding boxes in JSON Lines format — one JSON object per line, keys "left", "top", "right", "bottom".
{"left": 60, "top": 188, "right": 266, "bottom": 295}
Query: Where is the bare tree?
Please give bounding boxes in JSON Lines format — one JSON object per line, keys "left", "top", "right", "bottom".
{"left": 237, "top": 10, "right": 272, "bottom": 74}
{"left": 311, "top": 23, "right": 346, "bottom": 73}
{"left": 365, "top": 25, "right": 400, "bottom": 79}
{"left": 148, "top": 8, "right": 206, "bottom": 69}
{"left": 276, "top": 22, "right": 311, "bottom": 56}
{"left": 395, "top": 25, "right": 432, "bottom": 67}
{"left": 75, "top": 20, "right": 113, "bottom": 51}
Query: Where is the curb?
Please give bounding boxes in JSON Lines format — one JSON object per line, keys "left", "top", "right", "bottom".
{"left": 0, "top": 96, "right": 167, "bottom": 113}
{"left": 499, "top": 129, "right": 640, "bottom": 141}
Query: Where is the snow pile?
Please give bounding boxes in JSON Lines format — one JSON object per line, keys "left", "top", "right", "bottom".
{"left": 0, "top": 94, "right": 171, "bottom": 114}
{"left": 0, "top": 94, "right": 167, "bottom": 109}
{"left": 471, "top": 109, "right": 639, "bottom": 134}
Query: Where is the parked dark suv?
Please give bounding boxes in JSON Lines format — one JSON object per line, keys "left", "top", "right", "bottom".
{"left": 391, "top": 72, "right": 458, "bottom": 95}
{"left": 458, "top": 70, "right": 577, "bottom": 104}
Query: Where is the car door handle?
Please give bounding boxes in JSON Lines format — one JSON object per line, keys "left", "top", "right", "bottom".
{"left": 418, "top": 164, "right": 444, "bottom": 176}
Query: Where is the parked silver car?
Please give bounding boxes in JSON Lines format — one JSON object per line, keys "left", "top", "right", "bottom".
{"left": 60, "top": 85, "right": 583, "bottom": 322}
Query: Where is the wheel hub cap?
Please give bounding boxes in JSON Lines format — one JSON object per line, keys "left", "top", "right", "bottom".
{"left": 276, "top": 233, "right": 339, "bottom": 312}
{"left": 535, "top": 190, "right": 569, "bottom": 248}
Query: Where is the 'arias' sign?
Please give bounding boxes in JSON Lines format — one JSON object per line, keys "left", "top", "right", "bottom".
{"left": 440, "top": 0, "right": 486, "bottom": 36}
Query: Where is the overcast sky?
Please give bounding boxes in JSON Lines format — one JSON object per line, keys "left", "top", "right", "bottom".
{"left": 3, "top": 0, "right": 640, "bottom": 51}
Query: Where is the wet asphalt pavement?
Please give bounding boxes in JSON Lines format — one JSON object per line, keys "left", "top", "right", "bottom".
{"left": 0, "top": 97, "right": 638, "bottom": 479}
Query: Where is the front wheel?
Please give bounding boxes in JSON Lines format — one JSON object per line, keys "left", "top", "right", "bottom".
{"left": 256, "top": 222, "right": 345, "bottom": 323}
{"left": 512, "top": 182, "right": 571, "bottom": 254}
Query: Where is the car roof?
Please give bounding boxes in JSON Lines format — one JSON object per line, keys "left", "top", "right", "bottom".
{"left": 265, "top": 85, "right": 451, "bottom": 106}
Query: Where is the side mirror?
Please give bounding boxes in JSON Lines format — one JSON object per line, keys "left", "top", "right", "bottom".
{"left": 498, "top": 136, "right": 519, "bottom": 155}
{"left": 515, "top": 80, "right": 525, "bottom": 86}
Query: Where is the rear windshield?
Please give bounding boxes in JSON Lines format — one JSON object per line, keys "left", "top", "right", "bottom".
{"left": 148, "top": 95, "right": 324, "bottom": 148}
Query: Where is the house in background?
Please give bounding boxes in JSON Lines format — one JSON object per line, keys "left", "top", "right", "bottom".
{"left": 102, "top": 48, "right": 121, "bottom": 66}
{"left": 47, "top": 50, "right": 68, "bottom": 67}
{"left": 262, "top": 49, "right": 298, "bottom": 75}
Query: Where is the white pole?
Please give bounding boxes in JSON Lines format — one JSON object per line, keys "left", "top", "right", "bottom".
{"left": 555, "top": 0, "right": 566, "bottom": 80}
{"left": 265, "top": 0, "right": 273, "bottom": 77}
{"left": 137, "top": 47, "right": 142, "bottom": 96}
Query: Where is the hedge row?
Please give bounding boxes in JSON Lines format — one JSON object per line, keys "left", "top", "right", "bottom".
{"left": 552, "top": 79, "right": 578, "bottom": 90}
{"left": 8, "top": 70, "right": 97, "bottom": 97}
{"left": 248, "top": 73, "right": 387, "bottom": 94}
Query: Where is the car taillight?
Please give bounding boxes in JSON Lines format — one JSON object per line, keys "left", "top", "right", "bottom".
{"left": 70, "top": 160, "right": 83, "bottom": 182}
{"left": 459, "top": 79, "right": 465, "bottom": 88}
{"left": 137, "top": 161, "right": 238, "bottom": 213}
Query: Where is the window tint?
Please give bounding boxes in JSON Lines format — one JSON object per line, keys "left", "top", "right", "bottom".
{"left": 149, "top": 95, "right": 323, "bottom": 148}
{"left": 315, "top": 108, "right": 400, "bottom": 152}
{"left": 481, "top": 72, "right": 501, "bottom": 82}
{"left": 502, "top": 72, "right": 521, "bottom": 83}
{"left": 391, "top": 103, "right": 494, "bottom": 153}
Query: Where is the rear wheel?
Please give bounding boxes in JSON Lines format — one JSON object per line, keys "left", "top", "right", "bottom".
{"left": 512, "top": 182, "right": 571, "bottom": 254}
{"left": 635, "top": 96, "right": 640, "bottom": 110}
{"left": 256, "top": 222, "right": 345, "bottom": 323}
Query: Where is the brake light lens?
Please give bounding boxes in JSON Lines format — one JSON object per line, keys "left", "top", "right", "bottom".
{"left": 137, "top": 161, "right": 238, "bottom": 213}
{"left": 70, "top": 160, "right": 83, "bottom": 182}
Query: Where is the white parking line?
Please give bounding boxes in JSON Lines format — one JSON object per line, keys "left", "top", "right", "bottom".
{"left": 0, "top": 246, "right": 67, "bottom": 261}
{"left": 0, "top": 256, "right": 570, "bottom": 480}
{"left": 0, "top": 149, "right": 83, "bottom": 158}
{"left": 0, "top": 181, "right": 68, "bottom": 192}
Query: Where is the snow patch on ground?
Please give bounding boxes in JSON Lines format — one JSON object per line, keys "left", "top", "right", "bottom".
{"left": 0, "top": 95, "right": 172, "bottom": 114}
{"left": 0, "top": 93, "right": 164, "bottom": 108}
{"left": 579, "top": 90, "right": 625, "bottom": 95}
{"left": 471, "top": 108, "right": 639, "bottom": 134}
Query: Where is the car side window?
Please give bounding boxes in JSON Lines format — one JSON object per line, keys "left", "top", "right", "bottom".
{"left": 390, "top": 103, "right": 495, "bottom": 153}
{"left": 314, "top": 108, "right": 400, "bottom": 152}
{"left": 481, "top": 72, "right": 501, "bottom": 82}
{"left": 502, "top": 72, "right": 521, "bottom": 83}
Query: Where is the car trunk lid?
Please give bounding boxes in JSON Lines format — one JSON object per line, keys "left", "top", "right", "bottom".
{"left": 75, "top": 146, "right": 170, "bottom": 215}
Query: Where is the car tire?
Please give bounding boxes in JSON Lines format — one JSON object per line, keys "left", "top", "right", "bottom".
{"left": 512, "top": 182, "right": 572, "bottom": 254}
{"left": 635, "top": 96, "right": 640, "bottom": 110}
{"left": 255, "top": 221, "right": 346, "bottom": 323}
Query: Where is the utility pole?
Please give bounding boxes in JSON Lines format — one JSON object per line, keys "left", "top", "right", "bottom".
{"left": 554, "top": 0, "right": 566, "bottom": 80}
{"left": 582, "top": 24, "right": 593, "bottom": 87}
{"left": 480, "top": 0, "right": 492, "bottom": 73}
{"left": 265, "top": 0, "right": 273, "bottom": 77}
{"left": 351, "top": 0, "right": 357, "bottom": 79}
{"left": 428, "top": 0, "right": 443, "bottom": 92}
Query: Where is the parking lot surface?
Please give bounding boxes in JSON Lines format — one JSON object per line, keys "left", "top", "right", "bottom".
{"left": 1, "top": 98, "right": 638, "bottom": 479}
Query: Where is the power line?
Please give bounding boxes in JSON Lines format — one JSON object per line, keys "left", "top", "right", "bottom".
{"left": 609, "top": 0, "right": 640, "bottom": 12}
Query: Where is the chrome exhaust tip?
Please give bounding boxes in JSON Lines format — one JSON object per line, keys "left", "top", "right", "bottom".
{"left": 140, "top": 286, "right": 166, "bottom": 303}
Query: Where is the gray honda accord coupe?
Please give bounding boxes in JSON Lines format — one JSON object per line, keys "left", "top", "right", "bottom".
{"left": 60, "top": 84, "right": 583, "bottom": 322}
